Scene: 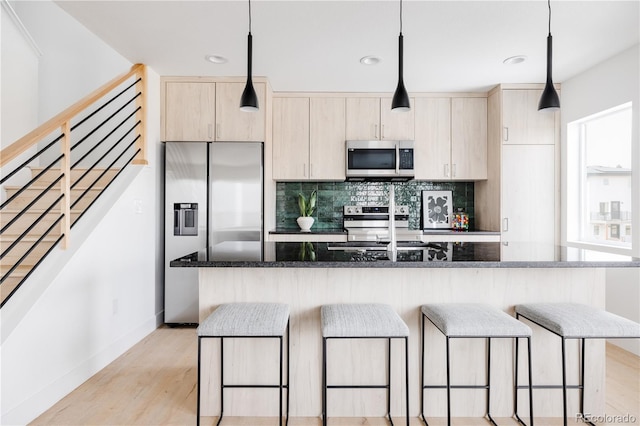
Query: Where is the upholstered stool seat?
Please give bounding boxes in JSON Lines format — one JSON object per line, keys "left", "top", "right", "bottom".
{"left": 321, "top": 303, "right": 409, "bottom": 426}
{"left": 197, "top": 303, "right": 290, "bottom": 426}
{"left": 420, "top": 304, "right": 534, "bottom": 426}
{"left": 515, "top": 303, "right": 640, "bottom": 426}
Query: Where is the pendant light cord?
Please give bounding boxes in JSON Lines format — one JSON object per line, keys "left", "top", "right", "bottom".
{"left": 547, "top": 0, "right": 551, "bottom": 36}
{"left": 248, "top": 0, "right": 252, "bottom": 34}
{"left": 399, "top": 0, "right": 403, "bottom": 34}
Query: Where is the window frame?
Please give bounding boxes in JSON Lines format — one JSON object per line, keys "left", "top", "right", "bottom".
{"left": 566, "top": 102, "right": 633, "bottom": 256}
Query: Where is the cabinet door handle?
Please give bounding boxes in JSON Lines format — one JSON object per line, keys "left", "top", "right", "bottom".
{"left": 310, "top": 163, "right": 313, "bottom": 178}
{"left": 444, "top": 164, "right": 449, "bottom": 178}
{"left": 502, "top": 218, "right": 509, "bottom": 232}
{"left": 452, "top": 164, "right": 457, "bottom": 178}
{"left": 208, "top": 124, "right": 213, "bottom": 140}
{"left": 381, "top": 124, "right": 385, "bottom": 139}
{"left": 216, "top": 123, "right": 221, "bottom": 140}
{"left": 503, "top": 127, "right": 509, "bottom": 142}
{"left": 374, "top": 124, "right": 379, "bottom": 139}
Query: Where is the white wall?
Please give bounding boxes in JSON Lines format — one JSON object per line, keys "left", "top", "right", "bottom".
{"left": 561, "top": 45, "right": 640, "bottom": 355}
{"left": 1, "top": 0, "right": 40, "bottom": 147}
{"left": 0, "top": 0, "right": 163, "bottom": 423}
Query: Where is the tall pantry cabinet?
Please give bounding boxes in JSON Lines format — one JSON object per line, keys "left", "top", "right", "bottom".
{"left": 475, "top": 85, "right": 560, "bottom": 260}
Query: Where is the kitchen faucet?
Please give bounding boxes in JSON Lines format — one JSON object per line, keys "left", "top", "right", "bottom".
{"left": 387, "top": 184, "right": 398, "bottom": 261}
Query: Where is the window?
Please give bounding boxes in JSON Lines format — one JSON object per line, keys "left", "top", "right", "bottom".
{"left": 568, "top": 102, "right": 632, "bottom": 250}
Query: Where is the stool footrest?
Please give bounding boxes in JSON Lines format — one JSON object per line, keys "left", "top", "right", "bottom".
{"left": 327, "top": 384, "right": 389, "bottom": 389}
{"left": 423, "top": 384, "right": 490, "bottom": 390}
{"left": 222, "top": 384, "right": 289, "bottom": 389}
{"left": 516, "top": 384, "right": 583, "bottom": 390}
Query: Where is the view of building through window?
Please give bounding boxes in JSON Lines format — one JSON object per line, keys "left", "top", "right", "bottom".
{"left": 569, "top": 102, "right": 632, "bottom": 249}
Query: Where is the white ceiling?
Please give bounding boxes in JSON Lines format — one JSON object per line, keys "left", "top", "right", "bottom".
{"left": 55, "top": 0, "right": 639, "bottom": 93}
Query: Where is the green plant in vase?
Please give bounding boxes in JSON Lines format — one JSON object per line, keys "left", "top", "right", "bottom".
{"left": 296, "top": 190, "right": 316, "bottom": 231}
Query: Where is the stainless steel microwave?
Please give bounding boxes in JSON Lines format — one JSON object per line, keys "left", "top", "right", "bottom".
{"left": 345, "top": 140, "right": 414, "bottom": 181}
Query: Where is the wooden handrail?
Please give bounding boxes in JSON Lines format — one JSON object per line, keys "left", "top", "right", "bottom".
{"left": 0, "top": 63, "right": 145, "bottom": 168}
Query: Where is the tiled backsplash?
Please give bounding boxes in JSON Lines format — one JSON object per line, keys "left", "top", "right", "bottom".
{"left": 276, "top": 181, "right": 474, "bottom": 230}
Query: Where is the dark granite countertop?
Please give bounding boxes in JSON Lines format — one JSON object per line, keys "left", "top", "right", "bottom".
{"left": 268, "top": 228, "right": 500, "bottom": 236}
{"left": 170, "top": 241, "right": 640, "bottom": 268}
{"left": 269, "top": 228, "right": 347, "bottom": 235}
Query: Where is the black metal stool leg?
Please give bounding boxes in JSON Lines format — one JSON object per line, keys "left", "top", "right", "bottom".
{"left": 420, "top": 314, "right": 428, "bottom": 425}
{"left": 279, "top": 335, "right": 283, "bottom": 426}
{"left": 217, "top": 337, "right": 224, "bottom": 426}
{"left": 561, "top": 337, "right": 567, "bottom": 426}
{"left": 446, "top": 336, "right": 451, "bottom": 426}
{"left": 527, "top": 336, "right": 534, "bottom": 426}
{"left": 387, "top": 338, "right": 393, "bottom": 424}
{"left": 197, "top": 337, "right": 202, "bottom": 426}
{"left": 286, "top": 322, "right": 290, "bottom": 426}
{"left": 404, "top": 337, "right": 410, "bottom": 426}
{"left": 322, "top": 337, "right": 327, "bottom": 426}
{"left": 486, "top": 338, "right": 497, "bottom": 426}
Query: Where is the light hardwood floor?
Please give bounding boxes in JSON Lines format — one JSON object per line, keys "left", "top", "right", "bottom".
{"left": 32, "top": 327, "right": 639, "bottom": 426}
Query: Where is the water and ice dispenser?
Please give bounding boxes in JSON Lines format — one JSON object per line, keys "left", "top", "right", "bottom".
{"left": 174, "top": 203, "right": 198, "bottom": 236}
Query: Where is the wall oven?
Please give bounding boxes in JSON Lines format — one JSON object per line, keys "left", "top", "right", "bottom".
{"left": 345, "top": 140, "right": 414, "bottom": 181}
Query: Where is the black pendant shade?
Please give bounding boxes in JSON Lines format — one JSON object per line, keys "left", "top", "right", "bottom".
{"left": 391, "top": 33, "right": 411, "bottom": 112}
{"left": 538, "top": 0, "right": 560, "bottom": 112}
{"left": 538, "top": 34, "right": 560, "bottom": 111}
{"left": 240, "top": 32, "right": 259, "bottom": 112}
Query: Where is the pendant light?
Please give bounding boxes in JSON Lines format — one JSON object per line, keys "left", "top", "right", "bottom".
{"left": 538, "top": 0, "right": 560, "bottom": 112}
{"left": 240, "top": 0, "right": 259, "bottom": 112}
{"left": 391, "top": 0, "right": 410, "bottom": 112}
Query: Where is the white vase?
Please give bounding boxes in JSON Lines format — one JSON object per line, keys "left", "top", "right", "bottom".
{"left": 297, "top": 216, "right": 314, "bottom": 232}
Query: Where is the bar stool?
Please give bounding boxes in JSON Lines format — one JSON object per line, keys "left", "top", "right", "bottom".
{"left": 420, "top": 304, "right": 534, "bottom": 426}
{"left": 515, "top": 303, "right": 640, "bottom": 426}
{"left": 321, "top": 303, "right": 410, "bottom": 426}
{"left": 197, "top": 303, "right": 290, "bottom": 426}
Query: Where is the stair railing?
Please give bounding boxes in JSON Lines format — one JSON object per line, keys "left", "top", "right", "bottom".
{"left": 0, "top": 63, "right": 147, "bottom": 307}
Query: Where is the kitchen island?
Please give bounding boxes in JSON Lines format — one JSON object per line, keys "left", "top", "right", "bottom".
{"left": 172, "top": 242, "right": 639, "bottom": 420}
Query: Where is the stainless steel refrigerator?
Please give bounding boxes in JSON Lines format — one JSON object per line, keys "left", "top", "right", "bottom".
{"left": 164, "top": 142, "right": 263, "bottom": 324}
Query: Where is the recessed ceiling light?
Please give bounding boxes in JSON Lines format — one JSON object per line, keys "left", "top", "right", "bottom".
{"left": 360, "top": 56, "right": 381, "bottom": 66}
{"left": 503, "top": 55, "right": 527, "bottom": 65}
{"left": 205, "top": 55, "right": 228, "bottom": 64}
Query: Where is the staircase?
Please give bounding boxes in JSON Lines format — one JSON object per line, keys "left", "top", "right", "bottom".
{"left": 0, "top": 64, "right": 147, "bottom": 307}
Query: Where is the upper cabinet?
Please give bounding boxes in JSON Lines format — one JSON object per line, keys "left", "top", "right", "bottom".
{"left": 162, "top": 80, "right": 266, "bottom": 142}
{"left": 164, "top": 82, "right": 215, "bottom": 142}
{"left": 345, "top": 97, "right": 414, "bottom": 140}
{"left": 450, "top": 97, "right": 487, "bottom": 180}
{"left": 502, "top": 89, "right": 555, "bottom": 145}
{"left": 272, "top": 98, "right": 310, "bottom": 180}
{"left": 272, "top": 96, "right": 346, "bottom": 181}
{"left": 310, "top": 97, "right": 346, "bottom": 180}
{"left": 215, "top": 82, "right": 266, "bottom": 141}
{"left": 414, "top": 96, "right": 487, "bottom": 180}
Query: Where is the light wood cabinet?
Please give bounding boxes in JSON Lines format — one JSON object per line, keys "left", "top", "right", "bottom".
{"left": 414, "top": 98, "right": 451, "bottom": 180}
{"left": 164, "top": 82, "right": 215, "bottom": 141}
{"left": 215, "top": 82, "right": 266, "bottom": 141}
{"left": 272, "top": 97, "right": 346, "bottom": 181}
{"left": 451, "top": 97, "right": 487, "bottom": 180}
{"left": 346, "top": 97, "right": 414, "bottom": 140}
{"left": 163, "top": 81, "right": 266, "bottom": 142}
{"left": 380, "top": 98, "right": 415, "bottom": 140}
{"left": 475, "top": 85, "right": 559, "bottom": 257}
{"left": 502, "top": 89, "right": 555, "bottom": 145}
{"left": 345, "top": 98, "right": 380, "bottom": 140}
{"left": 414, "top": 97, "right": 486, "bottom": 180}
{"left": 272, "top": 98, "right": 309, "bottom": 180}
{"left": 501, "top": 144, "right": 556, "bottom": 260}
{"left": 309, "top": 98, "right": 346, "bottom": 180}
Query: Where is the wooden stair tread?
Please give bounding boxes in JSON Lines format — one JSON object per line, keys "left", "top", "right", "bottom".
{"left": 3, "top": 185, "right": 104, "bottom": 191}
